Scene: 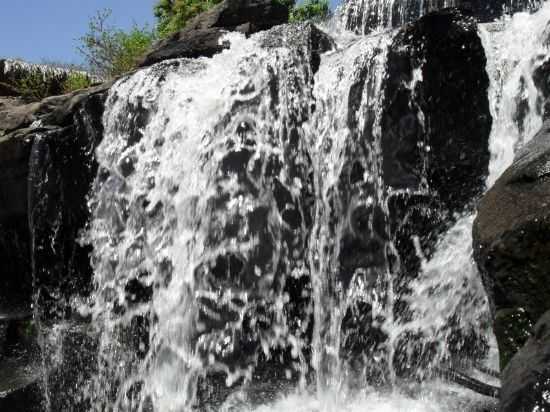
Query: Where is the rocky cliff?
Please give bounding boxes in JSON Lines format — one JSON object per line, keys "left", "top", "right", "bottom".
{"left": 1, "top": 0, "right": 549, "bottom": 410}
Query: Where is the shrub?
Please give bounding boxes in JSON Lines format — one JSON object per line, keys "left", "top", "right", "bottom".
{"left": 63, "top": 72, "right": 93, "bottom": 93}
{"left": 14, "top": 68, "right": 53, "bottom": 100}
{"left": 78, "top": 9, "right": 156, "bottom": 79}
{"left": 290, "top": 0, "right": 330, "bottom": 22}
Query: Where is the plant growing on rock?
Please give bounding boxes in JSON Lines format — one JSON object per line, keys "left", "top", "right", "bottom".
{"left": 154, "top": 0, "right": 224, "bottom": 38}
{"left": 78, "top": 9, "right": 156, "bottom": 79}
{"left": 62, "top": 72, "right": 93, "bottom": 93}
{"left": 153, "top": 0, "right": 330, "bottom": 37}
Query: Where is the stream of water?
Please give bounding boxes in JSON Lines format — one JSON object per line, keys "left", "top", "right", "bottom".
{"left": 75, "top": 2, "right": 550, "bottom": 411}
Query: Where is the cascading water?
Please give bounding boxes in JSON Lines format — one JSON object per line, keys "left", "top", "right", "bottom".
{"left": 70, "top": 2, "right": 550, "bottom": 412}
{"left": 338, "top": 0, "right": 457, "bottom": 33}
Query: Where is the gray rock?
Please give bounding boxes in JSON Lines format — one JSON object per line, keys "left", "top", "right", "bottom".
{"left": 474, "top": 120, "right": 550, "bottom": 368}
{"left": 500, "top": 310, "right": 550, "bottom": 412}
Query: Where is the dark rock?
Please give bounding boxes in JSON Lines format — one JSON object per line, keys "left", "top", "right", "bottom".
{"left": 316, "top": 8, "right": 491, "bottom": 383}
{"left": 463, "top": 0, "right": 543, "bottom": 22}
{"left": 0, "top": 78, "right": 108, "bottom": 411}
{"left": 474, "top": 120, "right": 550, "bottom": 368}
{"left": 384, "top": 8, "right": 491, "bottom": 214}
{"left": 500, "top": 310, "right": 550, "bottom": 412}
{"left": 533, "top": 58, "right": 550, "bottom": 121}
{"left": 29, "top": 89, "right": 107, "bottom": 321}
{"left": 0, "top": 82, "right": 21, "bottom": 97}
{"left": 139, "top": 0, "right": 289, "bottom": 67}
{"left": 0, "top": 360, "right": 43, "bottom": 412}
{"left": 0, "top": 83, "right": 109, "bottom": 324}
{"left": 0, "top": 98, "right": 41, "bottom": 135}
{"left": 0, "top": 127, "right": 35, "bottom": 315}
{"left": 351, "top": 7, "right": 490, "bottom": 376}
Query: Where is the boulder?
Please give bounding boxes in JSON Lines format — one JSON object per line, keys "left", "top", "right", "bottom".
{"left": 500, "top": 310, "right": 550, "bottom": 412}
{"left": 474, "top": 120, "right": 550, "bottom": 368}
{"left": 384, "top": 8, "right": 491, "bottom": 215}
{"left": 139, "top": 0, "right": 289, "bottom": 67}
{"left": 28, "top": 87, "right": 108, "bottom": 321}
{"left": 325, "top": 8, "right": 492, "bottom": 381}
{"left": 0, "top": 82, "right": 110, "bottom": 322}
{"left": 381, "top": 8, "right": 491, "bottom": 374}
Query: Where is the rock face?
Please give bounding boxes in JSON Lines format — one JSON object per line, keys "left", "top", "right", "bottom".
{"left": 0, "top": 84, "right": 110, "bottom": 321}
{"left": 0, "top": 84, "right": 109, "bottom": 410}
{"left": 139, "top": 0, "right": 289, "bottom": 67}
{"left": 384, "top": 8, "right": 491, "bottom": 214}
{"left": 474, "top": 120, "right": 550, "bottom": 369}
{"left": 382, "top": 8, "right": 491, "bottom": 373}
{"left": 500, "top": 310, "right": 550, "bottom": 412}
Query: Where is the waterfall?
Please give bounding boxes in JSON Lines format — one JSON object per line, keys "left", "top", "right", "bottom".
{"left": 67, "top": 2, "right": 550, "bottom": 412}
{"left": 480, "top": 2, "right": 550, "bottom": 185}
{"left": 338, "top": 0, "right": 458, "bottom": 34}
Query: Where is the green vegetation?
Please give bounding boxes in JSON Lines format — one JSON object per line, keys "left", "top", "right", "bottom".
{"left": 74, "top": 0, "right": 331, "bottom": 81}
{"left": 10, "top": 67, "right": 93, "bottom": 100}
{"left": 77, "top": 9, "right": 156, "bottom": 79}
{"left": 290, "top": 0, "right": 330, "bottom": 22}
{"left": 153, "top": 0, "right": 331, "bottom": 38}
{"left": 13, "top": 68, "right": 53, "bottom": 100}
{"left": 63, "top": 72, "right": 93, "bottom": 93}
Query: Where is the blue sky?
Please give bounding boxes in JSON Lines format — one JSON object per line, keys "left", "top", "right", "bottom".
{"left": 0, "top": 0, "right": 340, "bottom": 66}
{"left": 0, "top": 0, "right": 156, "bottom": 65}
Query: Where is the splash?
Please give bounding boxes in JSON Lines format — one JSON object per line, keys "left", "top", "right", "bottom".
{"left": 76, "top": 2, "right": 550, "bottom": 412}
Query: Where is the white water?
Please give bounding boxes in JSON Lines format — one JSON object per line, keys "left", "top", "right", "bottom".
{"left": 78, "top": 3, "right": 550, "bottom": 412}
{"left": 337, "top": 0, "right": 461, "bottom": 34}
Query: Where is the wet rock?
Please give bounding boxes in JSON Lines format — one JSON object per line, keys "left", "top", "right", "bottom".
{"left": 464, "top": 0, "right": 543, "bottom": 22}
{"left": 29, "top": 89, "right": 107, "bottom": 321}
{"left": 382, "top": 8, "right": 491, "bottom": 368}
{"left": 0, "top": 127, "right": 35, "bottom": 314}
{"left": 500, "top": 310, "right": 550, "bottom": 412}
{"left": 384, "top": 8, "right": 491, "bottom": 213}
{"left": 0, "top": 83, "right": 109, "bottom": 322}
{"left": 0, "top": 360, "right": 43, "bottom": 412}
{"left": 474, "top": 120, "right": 550, "bottom": 368}
{"left": 139, "top": 0, "right": 289, "bottom": 67}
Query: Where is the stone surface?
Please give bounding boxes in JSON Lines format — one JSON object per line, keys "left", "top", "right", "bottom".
{"left": 384, "top": 7, "right": 491, "bottom": 211}
{"left": 139, "top": 0, "right": 289, "bottom": 67}
{"left": 382, "top": 8, "right": 491, "bottom": 373}
{"left": 0, "top": 83, "right": 109, "bottom": 322}
{"left": 29, "top": 88, "right": 107, "bottom": 321}
{"left": 474, "top": 120, "right": 550, "bottom": 368}
{"left": 500, "top": 310, "right": 550, "bottom": 412}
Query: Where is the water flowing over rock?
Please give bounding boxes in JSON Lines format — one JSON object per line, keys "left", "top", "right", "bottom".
{"left": 76, "top": 6, "right": 496, "bottom": 408}
{"left": 338, "top": 0, "right": 543, "bottom": 34}
{"left": 473, "top": 3, "right": 550, "bottom": 410}
{"left": 474, "top": 121, "right": 550, "bottom": 369}
{"left": 0, "top": 83, "right": 109, "bottom": 411}
{"left": 5, "top": 0, "right": 550, "bottom": 410}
